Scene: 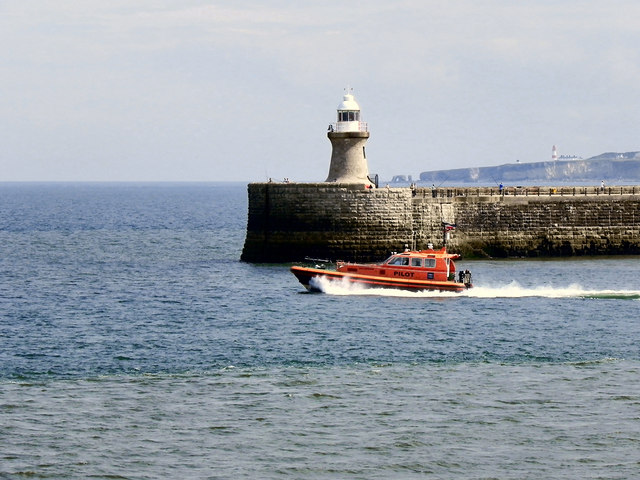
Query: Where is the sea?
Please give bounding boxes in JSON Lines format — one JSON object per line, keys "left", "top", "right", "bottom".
{"left": 1, "top": 182, "right": 639, "bottom": 479}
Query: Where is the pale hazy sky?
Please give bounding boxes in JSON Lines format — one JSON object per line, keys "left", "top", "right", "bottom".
{"left": 2, "top": 1, "right": 639, "bottom": 182}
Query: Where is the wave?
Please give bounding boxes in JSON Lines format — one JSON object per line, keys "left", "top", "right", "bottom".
{"left": 310, "top": 276, "right": 640, "bottom": 300}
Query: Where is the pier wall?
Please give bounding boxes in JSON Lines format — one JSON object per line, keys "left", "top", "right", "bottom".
{"left": 241, "top": 183, "right": 640, "bottom": 262}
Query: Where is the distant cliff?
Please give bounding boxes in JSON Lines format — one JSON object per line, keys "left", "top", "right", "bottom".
{"left": 417, "top": 152, "right": 640, "bottom": 185}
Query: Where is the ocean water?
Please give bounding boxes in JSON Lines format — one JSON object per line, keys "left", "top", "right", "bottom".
{"left": 1, "top": 183, "right": 639, "bottom": 479}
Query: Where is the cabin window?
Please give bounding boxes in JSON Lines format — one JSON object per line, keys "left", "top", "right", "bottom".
{"left": 387, "top": 256, "right": 409, "bottom": 266}
{"left": 424, "top": 259, "right": 436, "bottom": 268}
{"left": 411, "top": 258, "right": 422, "bottom": 267}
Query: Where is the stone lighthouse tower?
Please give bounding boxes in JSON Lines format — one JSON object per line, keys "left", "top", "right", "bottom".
{"left": 325, "top": 90, "right": 373, "bottom": 186}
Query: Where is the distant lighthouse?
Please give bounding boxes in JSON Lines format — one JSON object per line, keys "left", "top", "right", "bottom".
{"left": 552, "top": 145, "right": 558, "bottom": 161}
{"left": 325, "top": 89, "right": 373, "bottom": 186}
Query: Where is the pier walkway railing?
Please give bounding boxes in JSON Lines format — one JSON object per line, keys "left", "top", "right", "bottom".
{"left": 416, "top": 185, "right": 640, "bottom": 199}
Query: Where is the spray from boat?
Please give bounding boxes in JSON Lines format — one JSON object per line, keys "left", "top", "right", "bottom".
{"left": 308, "top": 276, "right": 640, "bottom": 300}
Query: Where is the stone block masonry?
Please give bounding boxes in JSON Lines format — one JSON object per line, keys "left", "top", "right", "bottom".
{"left": 241, "top": 183, "right": 640, "bottom": 262}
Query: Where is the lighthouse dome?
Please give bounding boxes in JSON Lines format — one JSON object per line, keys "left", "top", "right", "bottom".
{"left": 338, "top": 93, "right": 360, "bottom": 111}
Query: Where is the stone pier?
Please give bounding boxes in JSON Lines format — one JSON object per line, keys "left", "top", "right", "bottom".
{"left": 241, "top": 183, "right": 640, "bottom": 262}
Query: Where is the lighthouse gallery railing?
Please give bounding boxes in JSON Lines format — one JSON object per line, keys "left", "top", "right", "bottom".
{"left": 329, "top": 121, "right": 369, "bottom": 133}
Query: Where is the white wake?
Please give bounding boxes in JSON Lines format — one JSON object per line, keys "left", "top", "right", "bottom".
{"left": 309, "top": 276, "right": 640, "bottom": 300}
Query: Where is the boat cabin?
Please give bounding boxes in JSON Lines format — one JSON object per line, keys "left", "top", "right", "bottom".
{"left": 381, "top": 250, "right": 456, "bottom": 282}
{"left": 336, "top": 248, "right": 464, "bottom": 284}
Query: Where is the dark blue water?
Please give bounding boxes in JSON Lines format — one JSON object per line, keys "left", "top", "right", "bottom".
{"left": 1, "top": 183, "right": 639, "bottom": 479}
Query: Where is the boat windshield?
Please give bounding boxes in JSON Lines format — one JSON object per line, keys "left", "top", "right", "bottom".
{"left": 386, "top": 256, "right": 409, "bottom": 266}
{"left": 385, "top": 255, "right": 438, "bottom": 268}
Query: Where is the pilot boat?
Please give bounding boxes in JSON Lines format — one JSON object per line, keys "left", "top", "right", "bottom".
{"left": 291, "top": 246, "right": 472, "bottom": 293}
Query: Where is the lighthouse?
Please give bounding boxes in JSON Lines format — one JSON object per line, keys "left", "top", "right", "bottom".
{"left": 325, "top": 90, "right": 374, "bottom": 186}
{"left": 552, "top": 145, "right": 558, "bottom": 161}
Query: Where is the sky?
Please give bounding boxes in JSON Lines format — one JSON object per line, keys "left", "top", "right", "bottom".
{"left": 2, "top": 0, "right": 640, "bottom": 182}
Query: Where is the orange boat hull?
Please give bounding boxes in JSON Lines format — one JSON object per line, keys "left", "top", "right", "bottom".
{"left": 291, "top": 266, "right": 470, "bottom": 293}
